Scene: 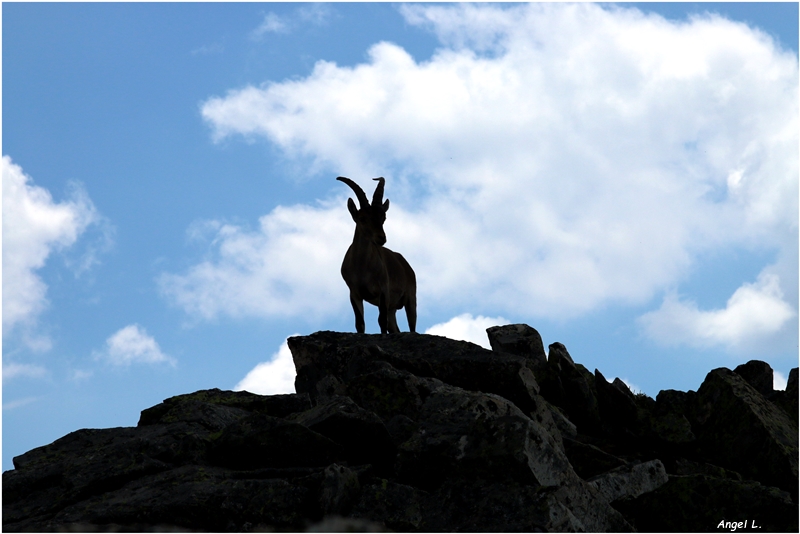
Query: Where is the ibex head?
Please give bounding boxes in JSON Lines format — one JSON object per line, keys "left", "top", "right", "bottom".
{"left": 337, "top": 176, "right": 389, "bottom": 247}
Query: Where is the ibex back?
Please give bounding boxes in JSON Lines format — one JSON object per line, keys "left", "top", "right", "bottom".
{"left": 337, "top": 176, "right": 417, "bottom": 334}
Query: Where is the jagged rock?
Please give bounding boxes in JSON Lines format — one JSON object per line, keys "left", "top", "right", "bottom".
{"left": 562, "top": 437, "right": 626, "bottom": 480}
{"left": 588, "top": 460, "right": 668, "bottom": 503}
{"left": 289, "top": 331, "right": 542, "bottom": 418}
{"left": 209, "top": 413, "right": 343, "bottom": 470}
{"left": 693, "top": 368, "right": 798, "bottom": 494}
{"left": 595, "top": 369, "right": 639, "bottom": 433}
{"left": 733, "top": 360, "right": 774, "bottom": 397}
{"left": 396, "top": 385, "right": 572, "bottom": 489}
{"left": 614, "top": 474, "right": 798, "bottom": 532}
{"left": 485, "top": 323, "right": 548, "bottom": 372}
{"left": 290, "top": 396, "right": 396, "bottom": 474}
{"left": 539, "top": 342, "right": 603, "bottom": 434}
{"left": 5, "top": 328, "right": 797, "bottom": 533}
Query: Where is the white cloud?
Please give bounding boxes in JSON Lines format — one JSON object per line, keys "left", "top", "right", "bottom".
{"left": 95, "top": 324, "right": 175, "bottom": 367}
{"left": 638, "top": 271, "right": 795, "bottom": 350}
{"left": 251, "top": 6, "right": 333, "bottom": 40}
{"left": 774, "top": 371, "right": 787, "bottom": 391}
{"left": 3, "top": 397, "right": 39, "bottom": 411}
{"left": 158, "top": 201, "right": 352, "bottom": 321}
{"left": 2, "top": 156, "right": 99, "bottom": 335}
{"left": 171, "top": 4, "right": 797, "bottom": 352}
{"left": 251, "top": 12, "right": 289, "bottom": 38}
{"left": 3, "top": 362, "right": 48, "bottom": 382}
{"left": 234, "top": 337, "right": 298, "bottom": 395}
{"left": 425, "top": 313, "right": 509, "bottom": 349}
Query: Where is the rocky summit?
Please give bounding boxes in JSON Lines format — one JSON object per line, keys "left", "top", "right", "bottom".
{"left": 3, "top": 325, "right": 798, "bottom": 532}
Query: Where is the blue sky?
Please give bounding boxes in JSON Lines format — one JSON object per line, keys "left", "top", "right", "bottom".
{"left": 3, "top": 2, "right": 798, "bottom": 472}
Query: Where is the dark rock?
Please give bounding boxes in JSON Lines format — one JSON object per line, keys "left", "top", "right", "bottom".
{"left": 5, "top": 327, "right": 795, "bottom": 533}
{"left": 138, "top": 389, "right": 311, "bottom": 425}
{"left": 588, "top": 460, "right": 668, "bottom": 503}
{"left": 595, "top": 369, "right": 639, "bottom": 432}
{"left": 693, "top": 368, "right": 798, "bottom": 494}
{"left": 289, "top": 331, "right": 542, "bottom": 418}
{"left": 539, "top": 343, "right": 603, "bottom": 434}
{"left": 209, "top": 413, "right": 343, "bottom": 470}
{"left": 345, "top": 362, "right": 443, "bottom": 422}
{"left": 351, "top": 480, "right": 427, "bottom": 532}
{"left": 668, "top": 458, "right": 742, "bottom": 480}
{"left": 485, "top": 323, "right": 548, "bottom": 371}
{"left": 614, "top": 474, "right": 798, "bottom": 532}
{"left": 655, "top": 388, "right": 696, "bottom": 416}
{"left": 426, "top": 478, "right": 632, "bottom": 532}
{"left": 291, "top": 396, "right": 396, "bottom": 474}
{"left": 396, "top": 385, "right": 572, "bottom": 489}
{"left": 562, "top": 437, "right": 626, "bottom": 480}
{"left": 733, "top": 360, "right": 774, "bottom": 397}
{"left": 319, "top": 464, "right": 361, "bottom": 516}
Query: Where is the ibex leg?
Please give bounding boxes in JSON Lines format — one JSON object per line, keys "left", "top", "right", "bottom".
{"left": 377, "top": 294, "right": 389, "bottom": 334}
{"left": 387, "top": 310, "right": 400, "bottom": 334}
{"left": 350, "top": 294, "right": 366, "bottom": 334}
{"left": 405, "top": 295, "right": 417, "bottom": 333}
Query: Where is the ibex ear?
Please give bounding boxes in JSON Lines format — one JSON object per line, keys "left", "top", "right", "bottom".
{"left": 347, "top": 198, "right": 359, "bottom": 220}
{"left": 383, "top": 199, "right": 390, "bottom": 212}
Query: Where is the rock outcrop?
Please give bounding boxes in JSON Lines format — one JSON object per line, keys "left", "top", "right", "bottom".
{"left": 3, "top": 326, "right": 798, "bottom": 532}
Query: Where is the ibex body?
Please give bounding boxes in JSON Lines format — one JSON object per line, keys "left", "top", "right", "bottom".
{"left": 338, "top": 176, "right": 417, "bottom": 334}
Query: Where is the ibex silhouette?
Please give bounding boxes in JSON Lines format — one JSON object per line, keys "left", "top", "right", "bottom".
{"left": 337, "top": 176, "right": 417, "bottom": 334}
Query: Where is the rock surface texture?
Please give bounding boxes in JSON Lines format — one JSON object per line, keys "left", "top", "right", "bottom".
{"left": 4, "top": 326, "right": 798, "bottom": 532}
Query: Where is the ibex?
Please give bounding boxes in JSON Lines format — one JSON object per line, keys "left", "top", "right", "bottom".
{"left": 337, "top": 176, "right": 417, "bottom": 334}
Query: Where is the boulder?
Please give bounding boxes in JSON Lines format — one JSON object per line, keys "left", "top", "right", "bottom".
{"left": 595, "top": 369, "right": 639, "bottom": 433}
{"left": 290, "top": 396, "right": 396, "bottom": 474}
{"left": 289, "top": 331, "right": 542, "bottom": 417}
{"left": 351, "top": 480, "right": 427, "bottom": 532}
{"left": 733, "top": 360, "right": 774, "bottom": 397}
{"left": 693, "top": 368, "right": 798, "bottom": 494}
{"left": 588, "top": 460, "right": 668, "bottom": 503}
{"left": 614, "top": 474, "right": 798, "bottom": 532}
{"left": 396, "top": 385, "right": 572, "bottom": 489}
{"left": 485, "top": 323, "right": 548, "bottom": 372}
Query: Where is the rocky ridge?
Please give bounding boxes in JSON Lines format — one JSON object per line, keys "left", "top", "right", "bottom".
{"left": 3, "top": 325, "right": 798, "bottom": 532}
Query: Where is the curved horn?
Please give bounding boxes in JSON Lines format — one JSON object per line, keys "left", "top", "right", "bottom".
{"left": 337, "top": 176, "right": 369, "bottom": 209}
{"left": 372, "top": 177, "right": 385, "bottom": 207}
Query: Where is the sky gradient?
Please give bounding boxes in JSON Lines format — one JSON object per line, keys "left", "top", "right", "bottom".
{"left": 3, "top": 2, "right": 798, "bottom": 472}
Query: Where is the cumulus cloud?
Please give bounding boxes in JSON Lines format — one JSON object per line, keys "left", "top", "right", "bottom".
{"left": 425, "top": 313, "right": 509, "bottom": 349}
{"left": 638, "top": 271, "right": 795, "bottom": 350}
{"left": 235, "top": 337, "right": 298, "bottom": 395}
{"left": 3, "top": 156, "right": 99, "bottom": 335}
{"left": 168, "top": 4, "right": 797, "bottom": 352}
{"left": 94, "top": 324, "right": 175, "bottom": 367}
{"left": 159, "top": 201, "right": 352, "bottom": 321}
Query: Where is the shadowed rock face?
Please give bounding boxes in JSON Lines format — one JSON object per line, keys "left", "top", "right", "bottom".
{"left": 3, "top": 327, "right": 798, "bottom": 532}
